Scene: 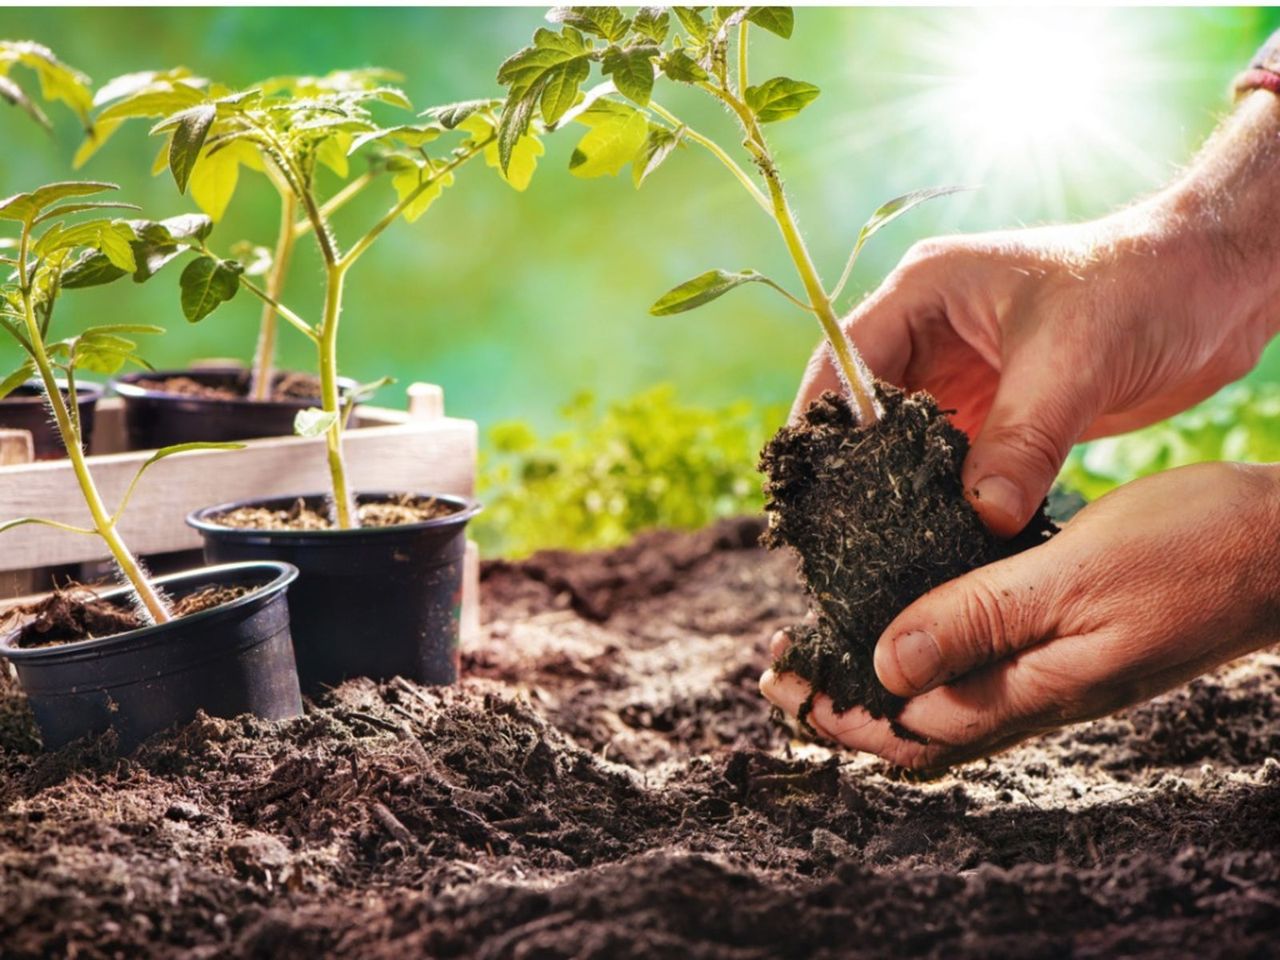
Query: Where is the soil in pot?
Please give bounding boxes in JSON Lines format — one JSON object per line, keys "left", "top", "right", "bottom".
{"left": 111, "top": 368, "right": 358, "bottom": 449}
{"left": 0, "top": 563, "right": 302, "bottom": 751}
{"left": 0, "top": 381, "right": 101, "bottom": 460}
{"left": 759, "top": 385, "right": 1056, "bottom": 722}
{"left": 4, "top": 583, "right": 253, "bottom": 649}
{"left": 189, "top": 493, "right": 476, "bottom": 694}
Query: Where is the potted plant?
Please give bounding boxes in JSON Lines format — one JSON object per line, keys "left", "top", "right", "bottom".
{"left": 173, "top": 84, "right": 542, "bottom": 692}
{"left": 0, "top": 180, "right": 303, "bottom": 751}
{"left": 497, "top": 6, "right": 1054, "bottom": 725}
{"left": 0, "top": 42, "right": 105, "bottom": 458}
{"left": 75, "top": 68, "right": 404, "bottom": 447}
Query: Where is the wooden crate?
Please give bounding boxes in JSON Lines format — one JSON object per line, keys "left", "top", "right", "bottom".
{"left": 0, "top": 382, "right": 480, "bottom": 640}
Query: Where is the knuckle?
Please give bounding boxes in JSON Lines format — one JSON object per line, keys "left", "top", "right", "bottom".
{"left": 988, "top": 418, "right": 1069, "bottom": 481}
{"left": 900, "top": 236, "right": 957, "bottom": 269}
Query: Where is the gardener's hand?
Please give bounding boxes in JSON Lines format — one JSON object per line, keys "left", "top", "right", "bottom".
{"left": 761, "top": 462, "right": 1280, "bottom": 773}
{"left": 798, "top": 92, "right": 1280, "bottom": 538}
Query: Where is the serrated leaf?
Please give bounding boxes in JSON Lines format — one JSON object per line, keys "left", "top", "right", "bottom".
{"left": 746, "top": 6, "right": 794, "bottom": 38}
{"left": 0, "top": 181, "right": 117, "bottom": 223}
{"left": 548, "top": 6, "right": 630, "bottom": 42}
{"left": 633, "top": 7, "right": 670, "bottom": 43}
{"left": 392, "top": 163, "right": 455, "bottom": 223}
{"left": 602, "top": 46, "right": 657, "bottom": 106}
{"left": 744, "top": 76, "right": 819, "bottom": 123}
{"left": 166, "top": 104, "right": 216, "bottom": 193}
{"left": 295, "top": 407, "right": 338, "bottom": 438}
{"left": 673, "top": 7, "right": 710, "bottom": 41}
{"left": 348, "top": 123, "right": 443, "bottom": 155}
{"left": 96, "top": 222, "right": 137, "bottom": 273}
{"left": 179, "top": 255, "right": 243, "bottom": 323}
{"left": 660, "top": 49, "right": 710, "bottom": 83}
{"left": 539, "top": 57, "right": 591, "bottom": 128}
{"left": 569, "top": 101, "right": 648, "bottom": 178}
{"left": 497, "top": 26, "right": 592, "bottom": 170}
{"left": 649, "top": 268, "right": 776, "bottom": 315}
{"left": 0, "top": 361, "right": 35, "bottom": 400}
{"left": 633, "top": 125, "right": 682, "bottom": 187}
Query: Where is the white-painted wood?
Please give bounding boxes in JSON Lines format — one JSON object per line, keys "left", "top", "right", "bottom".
{"left": 408, "top": 382, "right": 445, "bottom": 421}
{"left": 461, "top": 539, "right": 481, "bottom": 644}
{"left": 0, "top": 429, "right": 34, "bottom": 466}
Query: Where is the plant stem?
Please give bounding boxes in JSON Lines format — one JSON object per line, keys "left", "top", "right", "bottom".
{"left": 249, "top": 191, "right": 298, "bottom": 401}
{"left": 648, "top": 101, "right": 772, "bottom": 215}
{"left": 701, "top": 83, "right": 882, "bottom": 425}
{"left": 17, "top": 232, "right": 170, "bottom": 624}
{"left": 318, "top": 264, "right": 355, "bottom": 529}
{"left": 737, "top": 20, "right": 749, "bottom": 97}
{"left": 294, "top": 171, "right": 375, "bottom": 239}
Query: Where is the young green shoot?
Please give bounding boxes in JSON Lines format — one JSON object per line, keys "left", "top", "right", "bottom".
{"left": 136, "top": 82, "right": 546, "bottom": 528}
{"left": 0, "top": 181, "right": 240, "bottom": 625}
{"left": 498, "top": 7, "right": 965, "bottom": 427}
{"left": 0, "top": 41, "right": 93, "bottom": 135}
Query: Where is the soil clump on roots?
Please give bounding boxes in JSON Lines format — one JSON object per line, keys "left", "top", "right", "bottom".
{"left": 760, "top": 386, "right": 1055, "bottom": 719}
{"left": 1, "top": 520, "right": 1276, "bottom": 958}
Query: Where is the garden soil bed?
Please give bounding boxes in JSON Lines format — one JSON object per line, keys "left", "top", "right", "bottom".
{"left": 2, "top": 517, "right": 1278, "bottom": 958}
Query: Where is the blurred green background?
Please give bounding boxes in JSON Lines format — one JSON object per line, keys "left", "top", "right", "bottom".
{"left": 4, "top": 7, "right": 1280, "bottom": 554}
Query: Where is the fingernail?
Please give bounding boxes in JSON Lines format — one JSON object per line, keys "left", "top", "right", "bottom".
{"left": 890, "top": 630, "right": 943, "bottom": 691}
{"left": 973, "top": 475, "right": 1024, "bottom": 527}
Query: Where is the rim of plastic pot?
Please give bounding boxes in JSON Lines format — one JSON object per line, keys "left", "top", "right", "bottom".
{"left": 0, "top": 560, "right": 298, "bottom": 663}
{"left": 111, "top": 367, "right": 357, "bottom": 406}
{"left": 1, "top": 378, "right": 104, "bottom": 406}
{"left": 186, "top": 491, "right": 481, "bottom": 543}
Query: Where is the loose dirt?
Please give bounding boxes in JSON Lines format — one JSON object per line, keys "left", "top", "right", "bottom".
{"left": 133, "top": 371, "right": 321, "bottom": 403}
{"left": 761, "top": 388, "right": 1055, "bottom": 720}
{"left": 1, "top": 519, "right": 1276, "bottom": 958}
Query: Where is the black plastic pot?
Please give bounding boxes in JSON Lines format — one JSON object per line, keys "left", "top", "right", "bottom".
{"left": 0, "top": 380, "right": 102, "bottom": 459}
{"left": 111, "top": 367, "right": 356, "bottom": 449}
{"left": 0, "top": 562, "right": 303, "bottom": 751}
{"left": 188, "top": 493, "right": 477, "bottom": 695}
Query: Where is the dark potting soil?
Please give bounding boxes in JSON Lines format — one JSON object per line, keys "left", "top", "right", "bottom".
{"left": 760, "top": 387, "right": 1056, "bottom": 721}
{"left": 1, "top": 519, "right": 1278, "bottom": 958}
{"left": 212, "top": 494, "right": 459, "bottom": 532}
{"left": 133, "top": 371, "right": 321, "bottom": 403}
{"left": 4, "top": 583, "right": 253, "bottom": 648}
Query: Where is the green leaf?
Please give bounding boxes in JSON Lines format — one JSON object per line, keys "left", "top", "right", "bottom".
{"left": 423, "top": 99, "right": 502, "bottom": 129}
{"left": 342, "top": 375, "right": 395, "bottom": 406}
{"left": 673, "top": 7, "right": 710, "bottom": 41}
{"left": 460, "top": 114, "right": 544, "bottom": 192}
{"left": 633, "top": 125, "right": 681, "bottom": 187}
{"left": 539, "top": 56, "right": 590, "bottom": 128}
{"left": 0, "top": 74, "right": 51, "bottom": 130}
{"left": 295, "top": 407, "right": 338, "bottom": 438}
{"left": 32, "top": 200, "right": 140, "bottom": 225}
{"left": 391, "top": 162, "right": 455, "bottom": 223}
{"left": 569, "top": 101, "right": 648, "bottom": 178}
{"left": 660, "top": 49, "right": 710, "bottom": 84}
{"left": 179, "top": 256, "right": 243, "bottom": 323}
{"left": 0, "top": 361, "right": 35, "bottom": 400}
{"left": 632, "top": 7, "right": 671, "bottom": 43}
{"left": 497, "top": 26, "right": 592, "bottom": 170}
{"left": 70, "top": 332, "right": 148, "bottom": 375}
{"left": 746, "top": 7, "right": 794, "bottom": 38}
{"left": 144, "top": 441, "right": 245, "bottom": 465}
{"left": 165, "top": 104, "right": 216, "bottom": 194}
{"left": 602, "top": 46, "right": 658, "bottom": 106}
{"left": 189, "top": 139, "right": 260, "bottom": 221}
{"left": 858, "top": 186, "right": 971, "bottom": 245}
{"left": 744, "top": 76, "right": 819, "bottom": 123}
{"left": 649, "top": 268, "right": 780, "bottom": 315}
{"left": 547, "top": 6, "right": 630, "bottom": 42}
{"left": 348, "top": 124, "right": 443, "bottom": 155}
{"left": 96, "top": 223, "right": 137, "bottom": 273}
{"left": 0, "top": 181, "right": 117, "bottom": 223}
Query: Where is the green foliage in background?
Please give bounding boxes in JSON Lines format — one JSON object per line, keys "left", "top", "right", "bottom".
{"left": 1061, "top": 384, "right": 1280, "bottom": 501}
{"left": 475, "top": 385, "right": 785, "bottom": 557}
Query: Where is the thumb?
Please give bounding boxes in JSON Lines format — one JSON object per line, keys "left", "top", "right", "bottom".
{"left": 961, "top": 356, "right": 1097, "bottom": 537}
{"left": 873, "top": 539, "right": 1066, "bottom": 697}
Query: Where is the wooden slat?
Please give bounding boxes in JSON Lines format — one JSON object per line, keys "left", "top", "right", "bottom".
{"left": 0, "top": 431, "right": 35, "bottom": 596}
{"left": 0, "top": 418, "right": 477, "bottom": 571}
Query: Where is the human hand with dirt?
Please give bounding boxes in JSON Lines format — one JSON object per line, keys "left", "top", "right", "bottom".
{"left": 762, "top": 462, "right": 1280, "bottom": 773}
{"left": 795, "top": 91, "right": 1280, "bottom": 538}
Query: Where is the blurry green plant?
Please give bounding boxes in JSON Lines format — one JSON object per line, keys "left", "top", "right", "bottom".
{"left": 104, "top": 74, "right": 545, "bottom": 528}
{"left": 0, "top": 41, "right": 93, "bottom": 134}
{"left": 498, "top": 6, "right": 961, "bottom": 429}
{"left": 1060, "top": 384, "right": 1280, "bottom": 500}
{"left": 475, "top": 385, "right": 785, "bottom": 557}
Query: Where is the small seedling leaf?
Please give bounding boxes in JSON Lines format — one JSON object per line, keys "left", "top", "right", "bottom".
{"left": 166, "top": 104, "right": 216, "bottom": 194}
{"left": 633, "top": 7, "right": 670, "bottom": 43}
{"left": 602, "top": 45, "right": 657, "bottom": 106}
{"left": 0, "top": 181, "right": 117, "bottom": 223}
{"left": 660, "top": 49, "right": 710, "bottom": 84}
{"left": 650, "top": 268, "right": 773, "bottom": 315}
{"left": 859, "top": 185, "right": 971, "bottom": 244}
{"left": 568, "top": 100, "right": 648, "bottom": 178}
{"left": 0, "top": 361, "right": 35, "bottom": 400}
{"left": 746, "top": 7, "right": 794, "bottom": 38}
{"left": 295, "top": 407, "right": 338, "bottom": 438}
{"left": 673, "top": 7, "right": 710, "bottom": 41}
{"left": 633, "top": 124, "right": 681, "bottom": 188}
{"left": 744, "top": 76, "right": 819, "bottom": 123}
{"left": 180, "top": 255, "right": 243, "bottom": 323}
{"left": 547, "top": 6, "right": 631, "bottom": 42}
{"left": 423, "top": 98, "right": 501, "bottom": 129}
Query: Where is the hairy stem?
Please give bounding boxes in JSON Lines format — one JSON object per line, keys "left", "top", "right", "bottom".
{"left": 249, "top": 191, "right": 298, "bottom": 401}
{"left": 17, "top": 229, "right": 170, "bottom": 623}
{"left": 648, "top": 100, "right": 772, "bottom": 215}
{"left": 295, "top": 171, "right": 375, "bottom": 239}
{"left": 318, "top": 264, "right": 355, "bottom": 529}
